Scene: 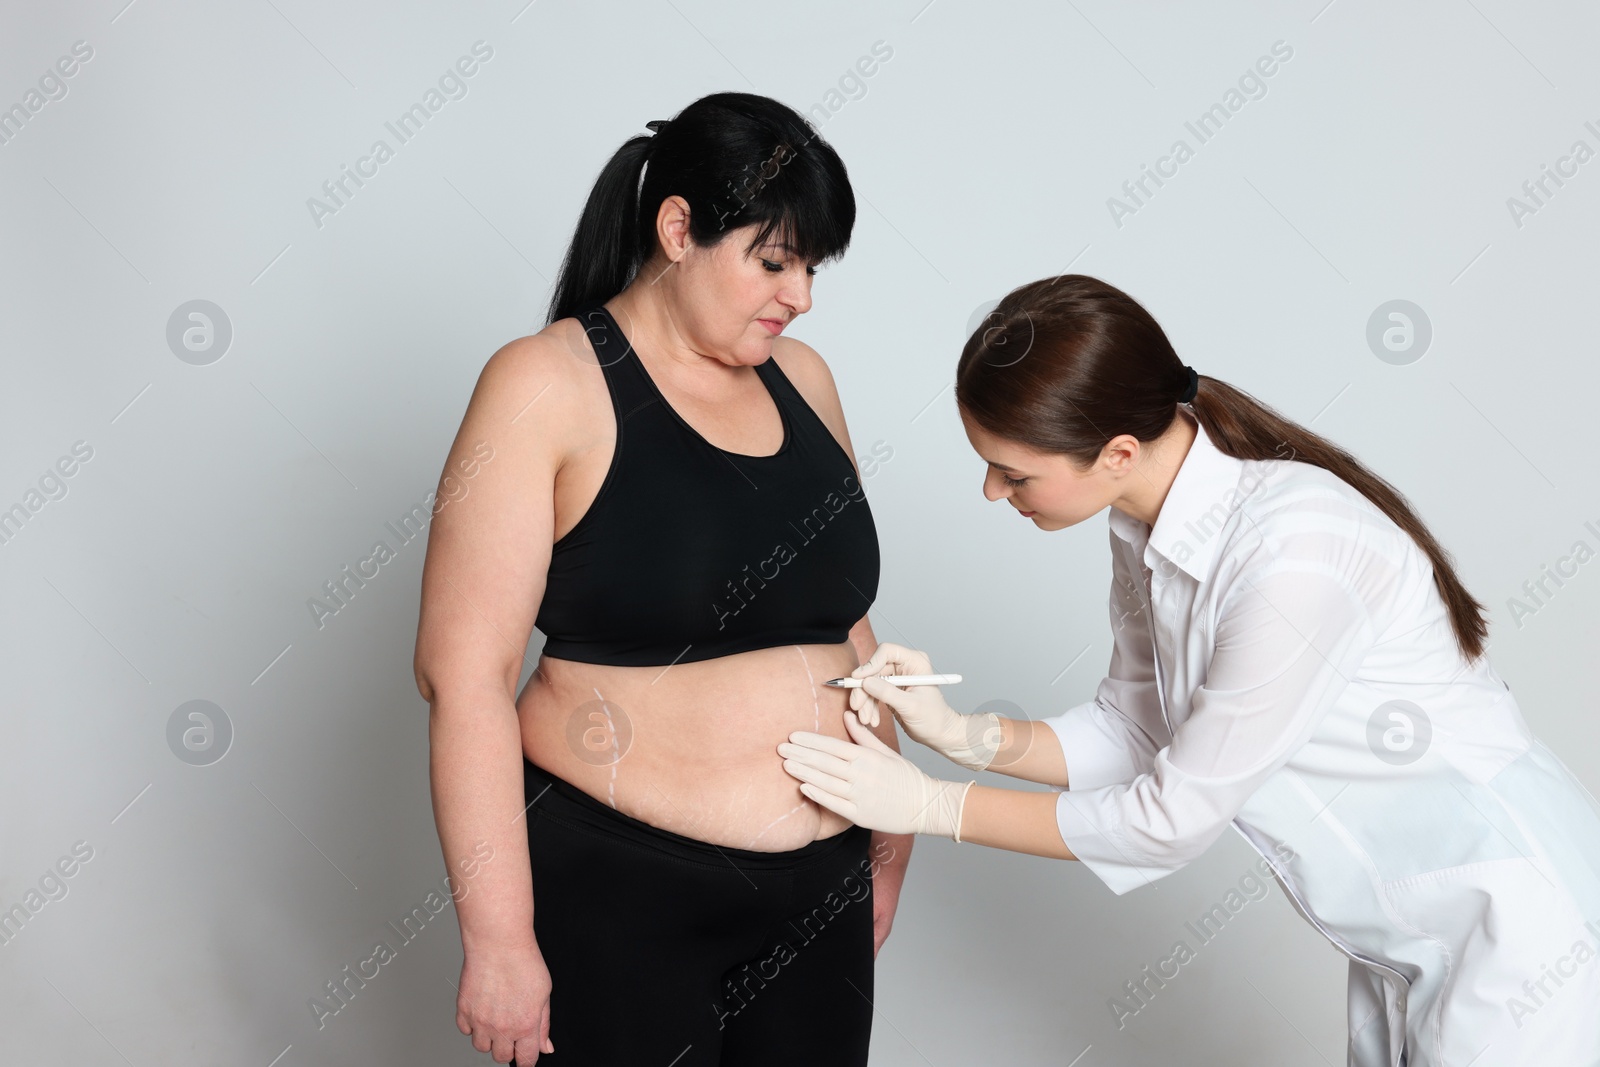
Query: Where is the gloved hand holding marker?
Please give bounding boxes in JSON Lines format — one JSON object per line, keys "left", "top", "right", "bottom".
{"left": 830, "top": 643, "right": 1002, "bottom": 772}
{"left": 779, "top": 642, "right": 1000, "bottom": 841}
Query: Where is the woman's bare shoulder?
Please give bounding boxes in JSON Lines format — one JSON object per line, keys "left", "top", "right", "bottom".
{"left": 770, "top": 335, "right": 861, "bottom": 472}
{"left": 469, "top": 317, "right": 610, "bottom": 460}
{"left": 770, "top": 335, "right": 841, "bottom": 417}
{"left": 477, "top": 317, "right": 589, "bottom": 390}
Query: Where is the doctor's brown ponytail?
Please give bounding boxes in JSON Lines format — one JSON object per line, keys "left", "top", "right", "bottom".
{"left": 955, "top": 274, "right": 1489, "bottom": 665}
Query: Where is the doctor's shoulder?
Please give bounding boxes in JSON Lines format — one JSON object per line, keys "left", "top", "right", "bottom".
{"left": 1204, "top": 413, "right": 1491, "bottom": 665}
{"left": 1237, "top": 445, "right": 1398, "bottom": 536}
{"left": 1220, "top": 456, "right": 1421, "bottom": 607}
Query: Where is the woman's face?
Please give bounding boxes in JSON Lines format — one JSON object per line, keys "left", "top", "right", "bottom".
{"left": 654, "top": 206, "right": 817, "bottom": 366}
{"left": 959, "top": 409, "right": 1120, "bottom": 530}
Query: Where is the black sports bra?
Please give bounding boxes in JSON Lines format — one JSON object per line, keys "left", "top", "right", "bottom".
{"left": 533, "top": 304, "right": 881, "bottom": 667}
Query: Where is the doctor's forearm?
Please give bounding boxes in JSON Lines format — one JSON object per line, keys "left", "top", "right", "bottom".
{"left": 984, "top": 717, "right": 1071, "bottom": 787}
{"left": 957, "top": 784, "right": 1077, "bottom": 860}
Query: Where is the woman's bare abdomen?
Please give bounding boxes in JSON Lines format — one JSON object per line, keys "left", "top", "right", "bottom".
{"left": 517, "top": 641, "right": 862, "bottom": 851}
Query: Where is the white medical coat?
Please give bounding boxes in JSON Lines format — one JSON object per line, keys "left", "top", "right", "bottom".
{"left": 1043, "top": 411, "right": 1600, "bottom": 1066}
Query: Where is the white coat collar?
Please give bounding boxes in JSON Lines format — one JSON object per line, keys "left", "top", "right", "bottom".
{"left": 1106, "top": 411, "right": 1253, "bottom": 585}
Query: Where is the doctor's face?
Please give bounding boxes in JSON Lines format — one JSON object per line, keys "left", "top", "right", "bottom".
{"left": 960, "top": 409, "right": 1120, "bottom": 530}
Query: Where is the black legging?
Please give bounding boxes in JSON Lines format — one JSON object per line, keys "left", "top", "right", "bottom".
{"left": 519, "top": 755, "right": 876, "bottom": 1066}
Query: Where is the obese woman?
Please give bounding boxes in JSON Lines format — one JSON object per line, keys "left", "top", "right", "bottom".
{"left": 413, "top": 92, "right": 906, "bottom": 1066}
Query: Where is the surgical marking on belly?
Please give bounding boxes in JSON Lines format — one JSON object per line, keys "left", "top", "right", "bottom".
{"left": 794, "top": 643, "right": 820, "bottom": 734}
{"left": 592, "top": 685, "right": 621, "bottom": 808}
{"left": 744, "top": 802, "right": 806, "bottom": 849}
{"left": 741, "top": 645, "right": 826, "bottom": 849}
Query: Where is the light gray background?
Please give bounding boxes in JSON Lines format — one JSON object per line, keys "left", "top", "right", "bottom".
{"left": 4, "top": 0, "right": 1597, "bottom": 1064}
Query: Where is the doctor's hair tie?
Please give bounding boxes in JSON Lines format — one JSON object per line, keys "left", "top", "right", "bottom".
{"left": 645, "top": 119, "right": 671, "bottom": 135}
{"left": 1178, "top": 365, "right": 1199, "bottom": 404}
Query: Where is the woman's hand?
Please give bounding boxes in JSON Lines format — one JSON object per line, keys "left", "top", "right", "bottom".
{"left": 850, "top": 642, "right": 1001, "bottom": 772}
{"left": 455, "top": 938, "right": 556, "bottom": 1064}
{"left": 780, "top": 713, "right": 974, "bottom": 839}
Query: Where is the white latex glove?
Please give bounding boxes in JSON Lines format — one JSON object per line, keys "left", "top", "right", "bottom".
{"left": 849, "top": 642, "right": 1001, "bottom": 772}
{"left": 779, "top": 713, "right": 975, "bottom": 840}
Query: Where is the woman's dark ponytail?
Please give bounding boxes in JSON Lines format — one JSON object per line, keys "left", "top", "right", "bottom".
{"left": 544, "top": 92, "right": 857, "bottom": 327}
{"left": 545, "top": 134, "right": 653, "bottom": 325}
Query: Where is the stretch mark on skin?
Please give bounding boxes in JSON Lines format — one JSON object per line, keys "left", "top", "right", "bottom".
{"left": 593, "top": 686, "right": 620, "bottom": 808}
{"left": 741, "top": 645, "right": 821, "bottom": 849}
{"left": 732, "top": 771, "right": 755, "bottom": 823}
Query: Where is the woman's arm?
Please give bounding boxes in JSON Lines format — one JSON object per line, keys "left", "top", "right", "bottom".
{"left": 414, "top": 334, "right": 574, "bottom": 1059}
{"left": 775, "top": 336, "right": 914, "bottom": 948}
{"left": 846, "top": 614, "right": 913, "bottom": 951}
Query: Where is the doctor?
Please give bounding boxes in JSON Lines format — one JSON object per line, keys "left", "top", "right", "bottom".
{"left": 778, "top": 275, "right": 1600, "bottom": 1067}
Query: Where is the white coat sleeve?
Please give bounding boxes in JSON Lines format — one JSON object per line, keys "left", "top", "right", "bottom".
{"left": 1037, "top": 528, "right": 1166, "bottom": 792}
{"left": 1053, "top": 542, "right": 1379, "bottom": 894}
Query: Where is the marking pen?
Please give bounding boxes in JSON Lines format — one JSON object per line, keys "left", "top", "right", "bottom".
{"left": 822, "top": 674, "right": 962, "bottom": 688}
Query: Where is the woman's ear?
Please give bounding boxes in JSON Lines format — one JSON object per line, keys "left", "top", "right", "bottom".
{"left": 653, "top": 194, "right": 692, "bottom": 265}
